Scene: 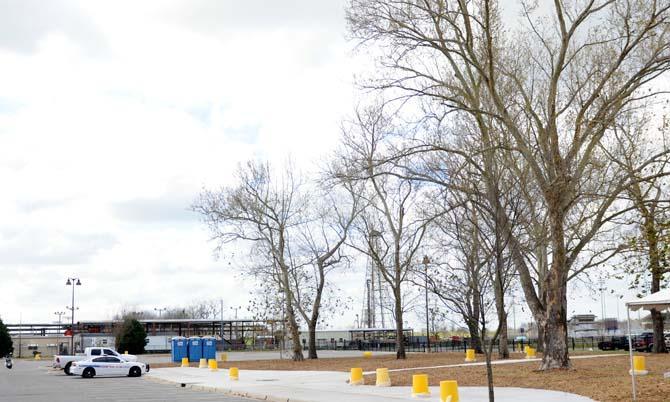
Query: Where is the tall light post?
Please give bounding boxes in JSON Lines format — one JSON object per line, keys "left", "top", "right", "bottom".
{"left": 154, "top": 307, "right": 167, "bottom": 318}
{"left": 54, "top": 311, "right": 66, "bottom": 354}
{"left": 422, "top": 255, "right": 430, "bottom": 353}
{"left": 66, "top": 277, "right": 81, "bottom": 354}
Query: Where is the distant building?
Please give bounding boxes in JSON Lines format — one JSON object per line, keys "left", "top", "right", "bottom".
{"left": 568, "top": 314, "right": 598, "bottom": 338}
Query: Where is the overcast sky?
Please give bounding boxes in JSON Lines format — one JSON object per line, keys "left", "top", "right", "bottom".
{"left": 0, "top": 0, "right": 640, "bottom": 330}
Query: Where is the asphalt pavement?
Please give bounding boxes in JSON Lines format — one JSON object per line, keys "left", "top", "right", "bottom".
{"left": 0, "top": 359, "right": 256, "bottom": 402}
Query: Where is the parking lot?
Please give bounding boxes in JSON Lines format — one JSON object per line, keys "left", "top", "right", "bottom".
{"left": 0, "top": 360, "right": 255, "bottom": 402}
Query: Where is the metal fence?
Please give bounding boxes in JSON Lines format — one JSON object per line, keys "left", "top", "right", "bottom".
{"left": 308, "top": 336, "right": 617, "bottom": 353}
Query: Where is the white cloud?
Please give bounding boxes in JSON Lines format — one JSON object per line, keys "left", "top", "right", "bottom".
{"left": 0, "top": 0, "right": 359, "bottom": 325}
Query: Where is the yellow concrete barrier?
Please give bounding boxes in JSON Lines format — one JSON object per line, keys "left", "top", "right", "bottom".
{"left": 181, "top": 357, "right": 189, "bottom": 368}
{"left": 630, "top": 356, "right": 649, "bottom": 376}
{"left": 464, "top": 349, "right": 476, "bottom": 362}
{"left": 220, "top": 353, "right": 228, "bottom": 362}
{"left": 375, "top": 368, "right": 391, "bottom": 387}
{"left": 199, "top": 358, "right": 207, "bottom": 368}
{"left": 208, "top": 359, "right": 218, "bottom": 371}
{"left": 350, "top": 367, "right": 364, "bottom": 385}
{"left": 440, "top": 380, "right": 459, "bottom": 402}
{"left": 412, "top": 374, "right": 430, "bottom": 397}
{"left": 229, "top": 366, "right": 239, "bottom": 380}
{"left": 363, "top": 351, "right": 372, "bottom": 358}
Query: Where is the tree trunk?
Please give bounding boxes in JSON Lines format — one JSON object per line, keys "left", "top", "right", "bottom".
{"left": 285, "top": 301, "right": 304, "bottom": 361}
{"left": 484, "top": 344, "right": 495, "bottom": 402}
{"left": 465, "top": 319, "right": 483, "bottom": 354}
{"left": 308, "top": 322, "right": 318, "bottom": 359}
{"left": 539, "top": 272, "right": 570, "bottom": 369}
{"left": 394, "top": 288, "right": 406, "bottom": 359}
{"left": 536, "top": 321, "right": 545, "bottom": 353}
{"left": 498, "top": 315, "right": 509, "bottom": 359}
{"left": 651, "top": 309, "right": 667, "bottom": 353}
{"left": 646, "top": 218, "right": 667, "bottom": 353}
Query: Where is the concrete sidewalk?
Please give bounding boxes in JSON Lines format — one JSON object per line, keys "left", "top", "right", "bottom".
{"left": 147, "top": 367, "right": 596, "bottom": 402}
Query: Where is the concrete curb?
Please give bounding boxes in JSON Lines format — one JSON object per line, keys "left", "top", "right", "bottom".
{"left": 145, "top": 374, "right": 312, "bottom": 402}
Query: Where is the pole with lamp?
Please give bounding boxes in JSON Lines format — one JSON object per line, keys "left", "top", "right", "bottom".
{"left": 54, "top": 311, "right": 66, "bottom": 354}
{"left": 153, "top": 307, "right": 167, "bottom": 318}
{"left": 422, "top": 255, "right": 431, "bottom": 353}
{"left": 65, "top": 277, "right": 81, "bottom": 354}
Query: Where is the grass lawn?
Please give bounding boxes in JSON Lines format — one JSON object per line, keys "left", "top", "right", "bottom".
{"left": 153, "top": 351, "right": 670, "bottom": 401}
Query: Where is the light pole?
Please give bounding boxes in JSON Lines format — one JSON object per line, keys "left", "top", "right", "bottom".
{"left": 422, "top": 255, "right": 430, "bottom": 353}
{"left": 66, "top": 277, "right": 81, "bottom": 354}
{"left": 54, "top": 311, "right": 66, "bottom": 354}
{"left": 154, "top": 307, "right": 167, "bottom": 318}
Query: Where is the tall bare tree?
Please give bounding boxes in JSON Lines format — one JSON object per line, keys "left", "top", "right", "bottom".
{"left": 613, "top": 113, "right": 670, "bottom": 353}
{"left": 193, "top": 160, "right": 308, "bottom": 361}
{"left": 335, "top": 107, "right": 432, "bottom": 359}
{"left": 291, "top": 185, "right": 361, "bottom": 359}
{"left": 347, "top": 0, "right": 670, "bottom": 369}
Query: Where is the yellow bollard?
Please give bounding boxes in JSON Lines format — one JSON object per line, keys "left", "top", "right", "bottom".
{"left": 350, "top": 367, "right": 364, "bottom": 385}
{"left": 181, "top": 357, "right": 189, "bottom": 368}
{"left": 208, "top": 359, "right": 218, "bottom": 371}
{"left": 220, "top": 352, "right": 228, "bottom": 362}
{"left": 412, "top": 374, "right": 430, "bottom": 397}
{"left": 630, "top": 356, "right": 649, "bottom": 376}
{"left": 375, "top": 368, "right": 391, "bottom": 387}
{"left": 229, "top": 366, "right": 239, "bottom": 380}
{"left": 124, "top": 351, "right": 128, "bottom": 355}
{"left": 363, "top": 351, "right": 372, "bottom": 358}
{"left": 199, "top": 358, "right": 207, "bottom": 368}
{"left": 525, "top": 347, "right": 536, "bottom": 359}
{"left": 464, "top": 348, "right": 476, "bottom": 362}
{"left": 440, "top": 380, "right": 459, "bottom": 402}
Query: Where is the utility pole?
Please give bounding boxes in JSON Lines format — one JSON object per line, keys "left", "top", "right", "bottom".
{"left": 423, "top": 255, "right": 430, "bottom": 353}
{"left": 598, "top": 277, "right": 607, "bottom": 335}
{"left": 54, "top": 311, "right": 66, "bottom": 354}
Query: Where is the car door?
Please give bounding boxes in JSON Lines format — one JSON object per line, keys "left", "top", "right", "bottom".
{"left": 104, "top": 356, "right": 125, "bottom": 375}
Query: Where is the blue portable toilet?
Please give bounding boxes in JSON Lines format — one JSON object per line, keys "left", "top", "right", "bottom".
{"left": 188, "top": 337, "right": 203, "bottom": 362}
{"left": 202, "top": 336, "right": 217, "bottom": 360}
{"left": 171, "top": 337, "right": 188, "bottom": 363}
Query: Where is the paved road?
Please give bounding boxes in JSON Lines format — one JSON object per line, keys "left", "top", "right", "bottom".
{"left": 0, "top": 360, "right": 256, "bottom": 402}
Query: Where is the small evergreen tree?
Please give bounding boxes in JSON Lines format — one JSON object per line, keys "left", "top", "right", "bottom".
{"left": 116, "top": 318, "right": 147, "bottom": 355}
{"left": 0, "top": 318, "right": 13, "bottom": 357}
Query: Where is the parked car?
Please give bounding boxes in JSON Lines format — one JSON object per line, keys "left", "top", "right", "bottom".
{"left": 633, "top": 332, "right": 655, "bottom": 352}
{"left": 70, "top": 356, "right": 149, "bottom": 378}
{"left": 53, "top": 347, "right": 137, "bottom": 375}
{"left": 597, "top": 336, "right": 630, "bottom": 351}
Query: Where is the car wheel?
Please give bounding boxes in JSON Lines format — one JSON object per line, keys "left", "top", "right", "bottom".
{"left": 64, "top": 362, "right": 73, "bottom": 376}
{"left": 129, "top": 366, "right": 141, "bottom": 377}
{"left": 82, "top": 367, "right": 95, "bottom": 379}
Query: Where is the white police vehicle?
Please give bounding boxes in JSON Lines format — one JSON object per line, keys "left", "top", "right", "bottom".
{"left": 70, "top": 356, "right": 149, "bottom": 378}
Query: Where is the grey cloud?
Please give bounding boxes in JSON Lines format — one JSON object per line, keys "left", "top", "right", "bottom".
{"left": 112, "top": 194, "right": 198, "bottom": 224}
{"left": 163, "top": 0, "right": 347, "bottom": 33}
{"left": 0, "top": 229, "right": 117, "bottom": 265}
{"left": 0, "top": 0, "right": 107, "bottom": 55}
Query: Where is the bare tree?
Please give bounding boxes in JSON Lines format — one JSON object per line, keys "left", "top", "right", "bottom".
{"left": 291, "top": 185, "right": 361, "bottom": 359}
{"left": 193, "top": 160, "right": 308, "bottom": 361}
{"left": 613, "top": 113, "right": 670, "bottom": 353}
{"left": 347, "top": 0, "right": 670, "bottom": 369}
{"left": 335, "top": 106, "right": 432, "bottom": 359}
